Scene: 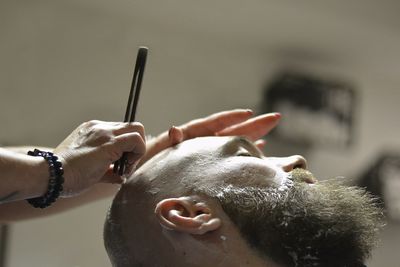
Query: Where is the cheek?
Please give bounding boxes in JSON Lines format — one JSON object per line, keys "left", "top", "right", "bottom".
{"left": 214, "top": 158, "right": 280, "bottom": 187}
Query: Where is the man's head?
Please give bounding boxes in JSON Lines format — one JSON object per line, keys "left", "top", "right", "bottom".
{"left": 104, "top": 136, "right": 383, "bottom": 267}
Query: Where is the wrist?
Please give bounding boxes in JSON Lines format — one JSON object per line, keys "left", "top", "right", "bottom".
{"left": 26, "top": 149, "right": 65, "bottom": 208}
{"left": 56, "top": 154, "right": 74, "bottom": 197}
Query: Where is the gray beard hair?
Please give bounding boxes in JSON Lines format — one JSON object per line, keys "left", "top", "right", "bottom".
{"left": 202, "top": 177, "right": 385, "bottom": 267}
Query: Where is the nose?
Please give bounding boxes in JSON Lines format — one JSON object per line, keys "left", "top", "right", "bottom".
{"left": 277, "top": 155, "right": 307, "bottom": 172}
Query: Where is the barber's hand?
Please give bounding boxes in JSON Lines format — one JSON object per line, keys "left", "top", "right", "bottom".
{"left": 54, "top": 120, "right": 146, "bottom": 197}
{"left": 141, "top": 109, "right": 280, "bottom": 166}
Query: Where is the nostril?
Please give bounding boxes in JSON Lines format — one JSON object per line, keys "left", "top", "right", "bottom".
{"left": 293, "top": 164, "right": 304, "bottom": 169}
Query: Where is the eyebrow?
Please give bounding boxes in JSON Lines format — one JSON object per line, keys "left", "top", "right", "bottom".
{"left": 223, "top": 136, "right": 263, "bottom": 156}
{"left": 233, "top": 136, "right": 254, "bottom": 147}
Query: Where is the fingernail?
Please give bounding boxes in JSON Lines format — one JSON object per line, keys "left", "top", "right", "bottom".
{"left": 273, "top": 112, "right": 281, "bottom": 119}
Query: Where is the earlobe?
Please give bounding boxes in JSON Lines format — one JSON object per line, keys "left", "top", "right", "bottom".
{"left": 155, "top": 197, "right": 221, "bottom": 235}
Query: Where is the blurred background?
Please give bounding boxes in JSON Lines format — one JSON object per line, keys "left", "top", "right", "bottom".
{"left": 1, "top": 0, "right": 399, "bottom": 266}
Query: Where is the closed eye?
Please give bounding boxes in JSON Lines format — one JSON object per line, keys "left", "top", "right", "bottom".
{"left": 237, "top": 152, "right": 252, "bottom": 157}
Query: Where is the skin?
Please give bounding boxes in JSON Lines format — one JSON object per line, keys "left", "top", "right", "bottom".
{"left": 0, "top": 109, "right": 280, "bottom": 222}
{"left": 0, "top": 121, "right": 146, "bottom": 203}
{"left": 105, "top": 136, "right": 308, "bottom": 267}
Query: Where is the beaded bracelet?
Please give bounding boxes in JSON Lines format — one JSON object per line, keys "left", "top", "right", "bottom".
{"left": 26, "top": 149, "right": 65, "bottom": 208}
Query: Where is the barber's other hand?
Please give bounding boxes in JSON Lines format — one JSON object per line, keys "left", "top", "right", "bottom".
{"left": 141, "top": 109, "right": 280, "bottom": 166}
{"left": 54, "top": 120, "right": 146, "bottom": 197}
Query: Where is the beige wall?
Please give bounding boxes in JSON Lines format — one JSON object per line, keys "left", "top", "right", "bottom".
{"left": 1, "top": 0, "right": 400, "bottom": 266}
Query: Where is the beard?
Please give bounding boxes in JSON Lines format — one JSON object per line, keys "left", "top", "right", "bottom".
{"left": 208, "top": 171, "right": 385, "bottom": 267}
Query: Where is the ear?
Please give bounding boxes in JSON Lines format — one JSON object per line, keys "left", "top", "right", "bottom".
{"left": 155, "top": 197, "right": 222, "bottom": 235}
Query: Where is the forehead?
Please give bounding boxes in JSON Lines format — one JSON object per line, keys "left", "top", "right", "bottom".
{"left": 153, "top": 136, "right": 235, "bottom": 175}
{"left": 171, "top": 136, "right": 256, "bottom": 157}
{"left": 138, "top": 136, "right": 280, "bottom": 189}
{"left": 137, "top": 136, "right": 234, "bottom": 175}
{"left": 173, "top": 136, "right": 234, "bottom": 153}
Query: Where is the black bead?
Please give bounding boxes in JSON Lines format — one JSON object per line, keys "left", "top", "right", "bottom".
{"left": 26, "top": 149, "right": 65, "bottom": 208}
{"left": 54, "top": 161, "right": 62, "bottom": 168}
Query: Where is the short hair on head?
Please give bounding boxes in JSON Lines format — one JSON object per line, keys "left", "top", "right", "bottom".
{"left": 195, "top": 179, "right": 384, "bottom": 267}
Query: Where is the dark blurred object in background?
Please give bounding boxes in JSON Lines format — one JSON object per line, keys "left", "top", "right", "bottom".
{"left": 358, "top": 153, "right": 400, "bottom": 222}
{"left": 262, "top": 72, "right": 356, "bottom": 148}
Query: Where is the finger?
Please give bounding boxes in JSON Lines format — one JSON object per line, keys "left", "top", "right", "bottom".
{"left": 126, "top": 151, "right": 144, "bottom": 165}
{"left": 100, "top": 166, "right": 125, "bottom": 184}
{"left": 123, "top": 164, "right": 134, "bottom": 177}
{"left": 254, "top": 139, "right": 266, "bottom": 150}
{"left": 123, "top": 161, "right": 139, "bottom": 177}
{"left": 112, "top": 122, "right": 145, "bottom": 140}
{"left": 217, "top": 113, "right": 281, "bottom": 141}
{"left": 110, "top": 132, "right": 146, "bottom": 161}
{"left": 181, "top": 109, "right": 253, "bottom": 139}
{"left": 168, "top": 126, "right": 184, "bottom": 145}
